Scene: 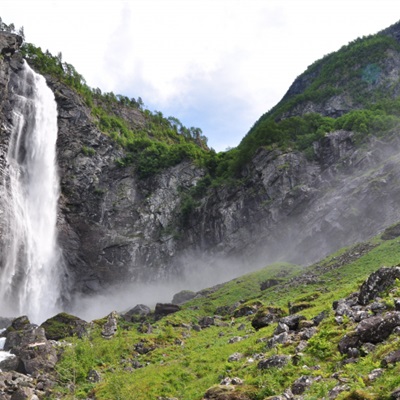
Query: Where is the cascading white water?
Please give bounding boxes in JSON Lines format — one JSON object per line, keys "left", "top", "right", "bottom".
{"left": 0, "top": 61, "right": 63, "bottom": 323}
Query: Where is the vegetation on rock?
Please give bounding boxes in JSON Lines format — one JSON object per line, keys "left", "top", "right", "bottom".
{"left": 48, "top": 231, "right": 400, "bottom": 399}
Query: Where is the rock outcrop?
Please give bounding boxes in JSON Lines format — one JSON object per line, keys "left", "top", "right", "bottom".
{"left": 2, "top": 30, "right": 400, "bottom": 309}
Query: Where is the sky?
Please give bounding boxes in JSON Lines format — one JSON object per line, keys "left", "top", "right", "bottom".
{"left": 2, "top": 0, "right": 400, "bottom": 151}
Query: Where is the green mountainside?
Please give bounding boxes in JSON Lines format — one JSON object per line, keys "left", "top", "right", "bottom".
{"left": 3, "top": 17, "right": 400, "bottom": 400}
{"left": 14, "top": 20, "right": 400, "bottom": 184}
{"left": 48, "top": 226, "right": 400, "bottom": 399}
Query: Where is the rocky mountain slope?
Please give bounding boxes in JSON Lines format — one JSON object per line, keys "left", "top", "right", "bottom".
{"left": 2, "top": 227, "right": 400, "bottom": 399}
{"left": 2, "top": 21, "right": 400, "bottom": 313}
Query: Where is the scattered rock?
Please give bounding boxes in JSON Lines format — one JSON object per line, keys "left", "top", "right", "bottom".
{"left": 87, "top": 369, "right": 101, "bottom": 383}
{"left": 312, "top": 310, "right": 328, "bottom": 326}
{"left": 154, "top": 303, "right": 181, "bottom": 320}
{"left": 328, "top": 384, "right": 351, "bottom": 399}
{"left": 299, "top": 327, "right": 317, "bottom": 340}
{"left": 228, "top": 353, "right": 243, "bottom": 362}
{"left": 339, "top": 312, "right": 400, "bottom": 354}
{"left": 4, "top": 321, "right": 58, "bottom": 377}
{"left": 220, "top": 377, "right": 243, "bottom": 386}
{"left": 251, "top": 307, "right": 285, "bottom": 331}
{"left": 381, "top": 223, "right": 400, "bottom": 240}
{"left": 101, "top": 311, "right": 118, "bottom": 339}
{"left": 228, "top": 337, "right": 243, "bottom": 344}
{"left": 0, "top": 354, "right": 19, "bottom": 372}
{"left": 391, "top": 387, "right": 400, "bottom": 399}
{"left": 291, "top": 375, "right": 313, "bottom": 395}
{"left": 40, "top": 312, "right": 89, "bottom": 340}
{"left": 171, "top": 290, "right": 196, "bottom": 305}
{"left": 367, "top": 368, "right": 384, "bottom": 382}
{"left": 135, "top": 341, "right": 155, "bottom": 355}
{"left": 260, "top": 279, "right": 281, "bottom": 291}
{"left": 199, "top": 317, "right": 215, "bottom": 328}
{"left": 279, "top": 314, "right": 306, "bottom": 331}
{"left": 267, "top": 332, "right": 290, "bottom": 348}
{"left": 257, "top": 355, "right": 290, "bottom": 370}
{"left": 274, "top": 322, "right": 289, "bottom": 335}
{"left": 203, "top": 385, "right": 251, "bottom": 399}
{"left": 358, "top": 267, "right": 400, "bottom": 306}
{"left": 381, "top": 350, "right": 400, "bottom": 367}
{"left": 122, "top": 304, "right": 151, "bottom": 322}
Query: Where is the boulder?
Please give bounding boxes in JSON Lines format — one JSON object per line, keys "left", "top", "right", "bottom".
{"left": 154, "top": 303, "right": 181, "bottom": 320}
{"left": 5, "top": 323, "right": 57, "bottom": 377}
{"left": 381, "top": 223, "right": 400, "bottom": 240}
{"left": 381, "top": 350, "right": 400, "bottom": 367}
{"left": 40, "top": 312, "right": 89, "bottom": 340}
{"left": 339, "top": 312, "right": 400, "bottom": 354}
{"left": 358, "top": 267, "right": 400, "bottom": 306}
{"left": 203, "top": 385, "right": 251, "bottom": 399}
{"left": 122, "top": 304, "right": 151, "bottom": 322}
{"left": 291, "top": 375, "right": 313, "bottom": 395}
{"left": 199, "top": 316, "right": 215, "bottom": 328}
{"left": 260, "top": 279, "right": 281, "bottom": 291}
{"left": 257, "top": 355, "right": 291, "bottom": 370}
{"left": 101, "top": 311, "right": 118, "bottom": 339}
{"left": 0, "top": 354, "right": 19, "bottom": 372}
{"left": 267, "top": 332, "right": 290, "bottom": 348}
{"left": 171, "top": 290, "right": 196, "bottom": 305}
{"left": 279, "top": 314, "right": 306, "bottom": 331}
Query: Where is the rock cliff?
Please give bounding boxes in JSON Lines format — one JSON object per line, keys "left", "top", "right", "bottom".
{"left": 2, "top": 30, "right": 400, "bottom": 310}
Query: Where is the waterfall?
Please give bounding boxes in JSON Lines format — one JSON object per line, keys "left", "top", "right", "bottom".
{"left": 0, "top": 61, "right": 63, "bottom": 323}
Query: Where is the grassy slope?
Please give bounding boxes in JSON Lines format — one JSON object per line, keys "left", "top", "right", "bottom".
{"left": 53, "top": 231, "right": 400, "bottom": 399}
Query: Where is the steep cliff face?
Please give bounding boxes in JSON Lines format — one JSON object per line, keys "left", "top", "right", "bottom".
{"left": 2, "top": 30, "right": 400, "bottom": 309}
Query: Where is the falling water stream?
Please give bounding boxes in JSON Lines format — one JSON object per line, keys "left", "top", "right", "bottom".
{"left": 0, "top": 61, "right": 63, "bottom": 323}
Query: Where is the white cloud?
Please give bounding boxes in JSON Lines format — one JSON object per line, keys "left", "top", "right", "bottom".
{"left": 2, "top": 0, "right": 400, "bottom": 150}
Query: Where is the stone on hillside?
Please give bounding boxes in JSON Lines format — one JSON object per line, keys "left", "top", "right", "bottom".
{"left": 171, "top": 290, "right": 196, "bottom": 305}
{"left": 5, "top": 323, "right": 58, "bottom": 377}
{"left": 203, "top": 385, "right": 251, "bottom": 399}
{"left": 257, "top": 355, "right": 290, "bottom": 370}
{"left": 154, "top": 303, "right": 181, "bottom": 320}
{"left": 260, "top": 279, "right": 281, "bottom": 291}
{"left": 274, "top": 322, "right": 289, "bottom": 335}
{"left": 328, "top": 384, "right": 351, "bottom": 399}
{"left": 367, "top": 368, "right": 384, "bottom": 382}
{"left": 299, "top": 327, "right": 317, "bottom": 340}
{"left": 101, "top": 311, "right": 118, "bottom": 339}
{"left": 228, "top": 336, "right": 243, "bottom": 344}
{"left": 358, "top": 267, "right": 400, "bottom": 306}
{"left": 87, "top": 369, "right": 102, "bottom": 383}
{"left": 233, "top": 303, "right": 261, "bottom": 318}
{"left": 199, "top": 316, "right": 215, "bottom": 328}
{"left": 312, "top": 310, "right": 328, "bottom": 326}
{"left": 267, "top": 332, "right": 290, "bottom": 348}
{"left": 40, "top": 312, "right": 89, "bottom": 340}
{"left": 279, "top": 314, "right": 306, "bottom": 331}
{"left": 8, "top": 316, "right": 30, "bottom": 332}
{"left": 122, "top": 304, "right": 151, "bottom": 322}
{"left": 10, "top": 387, "right": 38, "bottom": 400}
{"left": 381, "top": 350, "right": 400, "bottom": 367}
{"left": 339, "top": 311, "right": 400, "bottom": 354}
{"left": 291, "top": 375, "right": 313, "bottom": 395}
{"left": 228, "top": 352, "right": 243, "bottom": 362}
{"left": 381, "top": 223, "right": 400, "bottom": 240}
{"left": 391, "top": 387, "right": 400, "bottom": 399}
{"left": 0, "top": 353, "right": 19, "bottom": 372}
{"left": 356, "top": 311, "right": 400, "bottom": 343}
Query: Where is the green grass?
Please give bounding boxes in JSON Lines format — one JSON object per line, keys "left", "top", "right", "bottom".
{"left": 51, "top": 233, "right": 400, "bottom": 400}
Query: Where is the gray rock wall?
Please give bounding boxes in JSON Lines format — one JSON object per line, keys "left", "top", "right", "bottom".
{"left": 2, "top": 32, "right": 400, "bottom": 308}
